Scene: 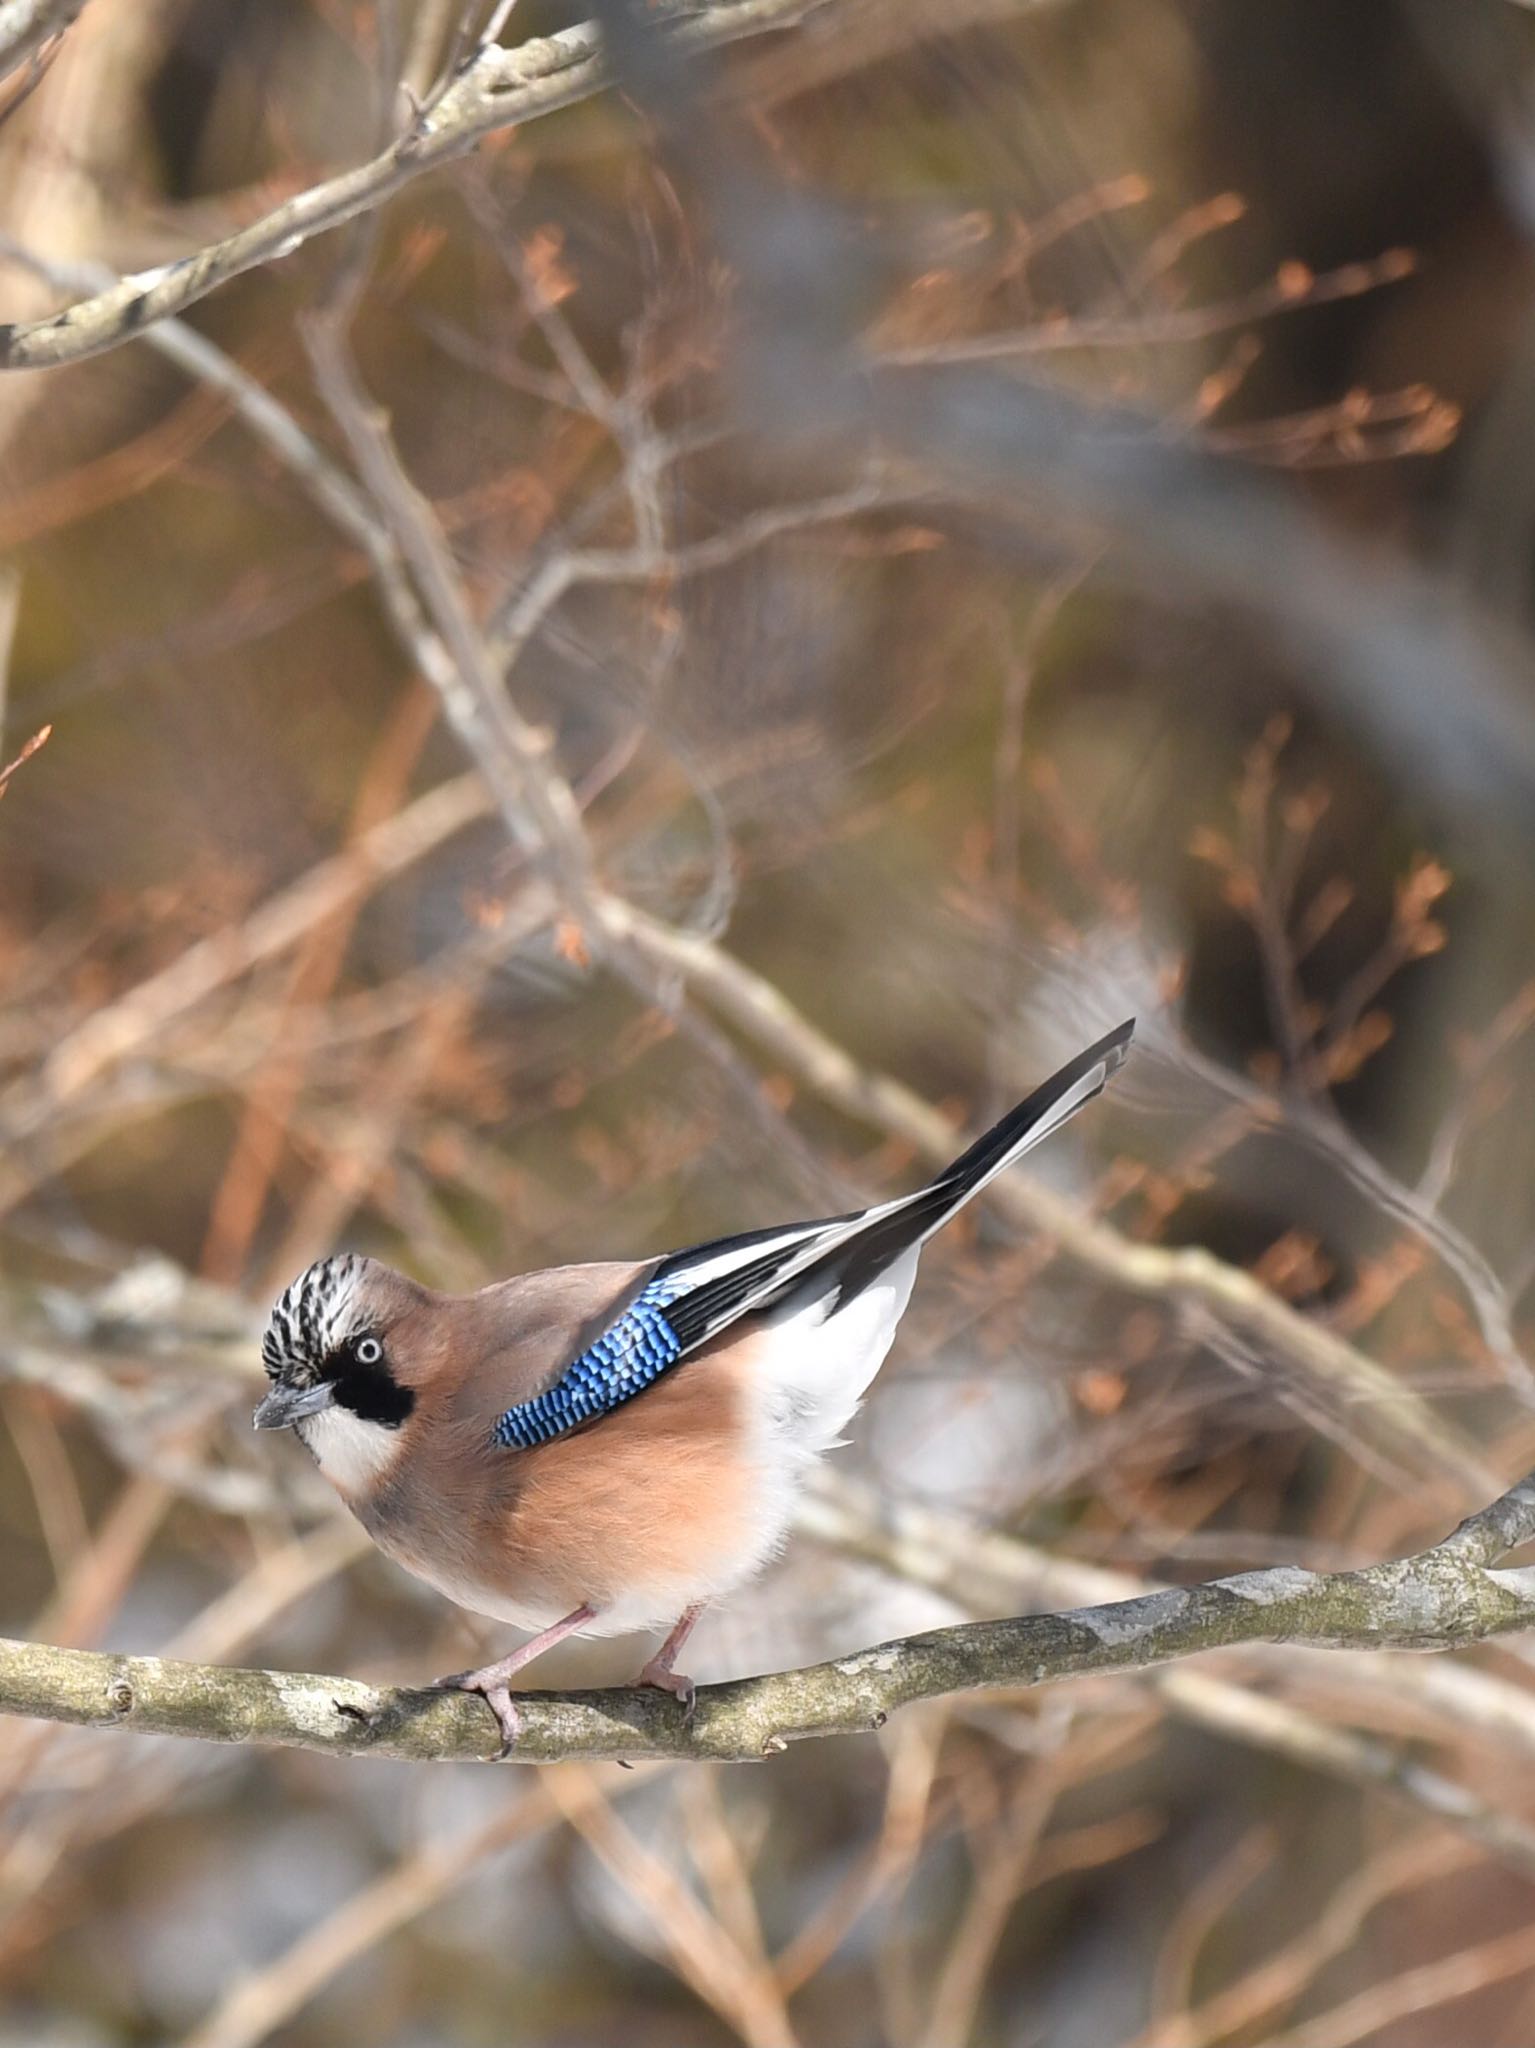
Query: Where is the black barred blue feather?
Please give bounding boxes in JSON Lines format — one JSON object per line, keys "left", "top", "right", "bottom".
{"left": 491, "top": 1272, "right": 692, "bottom": 1447}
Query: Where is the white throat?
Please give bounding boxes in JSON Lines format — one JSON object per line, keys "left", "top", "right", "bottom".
{"left": 298, "top": 1405, "right": 403, "bottom": 1496}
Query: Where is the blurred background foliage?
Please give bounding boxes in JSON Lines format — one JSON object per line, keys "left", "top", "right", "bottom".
{"left": 6, "top": 0, "right": 1535, "bottom": 2042}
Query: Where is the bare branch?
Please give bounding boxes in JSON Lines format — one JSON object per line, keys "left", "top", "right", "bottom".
{"left": 802, "top": 1476, "right": 1535, "bottom": 1878}
{"left": 487, "top": 479, "right": 902, "bottom": 675}
{"left": 0, "top": 0, "right": 829, "bottom": 372}
{"left": 0, "top": 718, "right": 48, "bottom": 797}
{"left": 4, "top": 1469, "right": 1535, "bottom": 1764}
{"left": 26, "top": 774, "right": 500, "bottom": 1118}
{"left": 303, "top": 316, "right": 595, "bottom": 896}
{"left": 879, "top": 248, "right": 1420, "bottom": 365}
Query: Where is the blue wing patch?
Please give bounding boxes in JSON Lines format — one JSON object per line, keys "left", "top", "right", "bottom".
{"left": 491, "top": 1273, "right": 690, "bottom": 1449}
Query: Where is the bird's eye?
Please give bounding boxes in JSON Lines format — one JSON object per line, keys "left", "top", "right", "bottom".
{"left": 355, "top": 1336, "right": 384, "bottom": 1367}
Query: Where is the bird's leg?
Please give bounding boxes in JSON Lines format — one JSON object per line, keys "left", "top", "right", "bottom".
{"left": 433, "top": 1602, "right": 596, "bottom": 1757}
{"left": 635, "top": 1602, "right": 705, "bottom": 1715}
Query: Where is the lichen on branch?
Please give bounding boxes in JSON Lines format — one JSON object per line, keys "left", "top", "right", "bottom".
{"left": 3, "top": 1470, "right": 1532, "bottom": 1766}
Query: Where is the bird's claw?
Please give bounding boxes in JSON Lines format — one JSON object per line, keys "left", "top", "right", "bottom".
{"left": 637, "top": 1660, "right": 697, "bottom": 1721}
{"left": 432, "top": 1668, "right": 522, "bottom": 1759}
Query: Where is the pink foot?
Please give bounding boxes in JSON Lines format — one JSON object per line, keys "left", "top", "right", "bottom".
{"left": 432, "top": 1665, "right": 523, "bottom": 1757}
{"left": 430, "top": 1602, "right": 596, "bottom": 1759}
{"left": 636, "top": 1655, "right": 696, "bottom": 1717}
{"left": 635, "top": 1602, "right": 705, "bottom": 1719}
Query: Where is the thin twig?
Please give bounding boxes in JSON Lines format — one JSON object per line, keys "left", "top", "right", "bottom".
{"left": 0, "top": 719, "right": 47, "bottom": 798}
{"left": 0, "top": 0, "right": 832, "bottom": 371}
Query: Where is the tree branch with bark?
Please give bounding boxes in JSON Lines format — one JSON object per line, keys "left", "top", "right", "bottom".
{"left": 3, "top": 1469, "right": 1532, "bottom": 1765}
{"left": 0, "top": 0, "right": 827, "bottom": 371}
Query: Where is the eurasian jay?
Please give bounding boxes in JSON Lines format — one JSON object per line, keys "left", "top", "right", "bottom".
{"left": 255, "top": 1019, "right": 1133, "bottom": 1748}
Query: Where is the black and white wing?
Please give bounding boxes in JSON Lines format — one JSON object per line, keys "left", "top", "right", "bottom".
{"left": 492, "top": 1020, "right": 1133, "bottom": 1447}
{"left": 657, "top": 1017, "right": 1134, "bottom": 1349}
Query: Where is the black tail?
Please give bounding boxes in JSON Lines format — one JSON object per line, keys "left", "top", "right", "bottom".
{"left": 660, "top": 1020, "right": 1134, "bottom": 1354}
{"left": 812, "top": 1017, "right": 1135, "bottom": 1307}
{"left": 929, "top": 1017, "right": 1135, "bottom": 1203}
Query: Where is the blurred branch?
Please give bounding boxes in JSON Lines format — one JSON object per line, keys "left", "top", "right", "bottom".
{"left": 1145, "top": 1014, "right": 1525, "bottom": 1379}
{"left": 0, "top": 0, "right": 85, "bottom": 84}
{"left": 19, "top": 776, "right": 496, "bottom": 1120}
{"left": 304, "top": 314, "right": 595, "bottom": 895}
{"left": 546, "top": 1768, "right": 804, "bottom": 2047}
{"left": 600, "top": 0, "right": 1535, "bottom": 832}
{"left": 181, "top": 1768, "right": 639, "bottom": 2048}
{"left": 0, "top": 561, "right": 17, "bottom": 731}
{"left": 1130, "top": 1834, "right": 1473, "bottom": 2048}
{"left": 0, "top": 0, "right": 831, "bottom": 371}
{"left": 0, "top": 719, "right": 47, "bottom": 799}
{"left": 4, "top": 1471, "right": 1535, "bottom": 1763}
{"left": 3, "top": 161, "right": 1496, "bottom": 1507}
{"left": 602, "top": 900, "right": 1499, "bottom": 1499}
{"left": 1262, "top": 1919, "right": 1535, "bottom": 2048}
{"left": 881, "top": 248, "right": 1422, "bottom": 363}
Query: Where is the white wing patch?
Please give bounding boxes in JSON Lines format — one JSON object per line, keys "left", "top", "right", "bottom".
{"left": 751, "top": 1244, "right": 920, "bottom": 1461}
{"left": 666, "top": 1220, "right": 835, "bottom": 1290}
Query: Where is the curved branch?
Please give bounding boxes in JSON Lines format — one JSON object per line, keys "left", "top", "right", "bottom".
{"left": 0, "top": 0, "right": 826, "bottom": 372}
{"left": 3, "top": 1471, "right": 1533, "bottom": 1765}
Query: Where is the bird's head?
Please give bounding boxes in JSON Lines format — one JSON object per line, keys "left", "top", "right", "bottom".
{"left": 255, "top": 1254, "right": 427, "bottom": 1492}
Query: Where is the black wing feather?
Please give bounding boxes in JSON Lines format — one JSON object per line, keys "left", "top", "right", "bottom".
{"left": 660, "top": 1018, "right": 1134, "bottom": 1355}
{"left": 497, "top": 1021, "right": 1134, "bottom": 1451}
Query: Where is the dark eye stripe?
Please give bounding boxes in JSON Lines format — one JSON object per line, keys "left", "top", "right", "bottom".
{"left": 332, "top": 1364, "right": 414, "bottom": 1428}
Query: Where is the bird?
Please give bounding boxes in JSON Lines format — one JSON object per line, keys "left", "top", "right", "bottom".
{"left": 254, "top": 1018, "right": 1133, "bottom": 1751}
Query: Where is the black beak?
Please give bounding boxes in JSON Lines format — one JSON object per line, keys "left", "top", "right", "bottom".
{"left": 253, "top": 1381, "right": 336, "bottom": 1431}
